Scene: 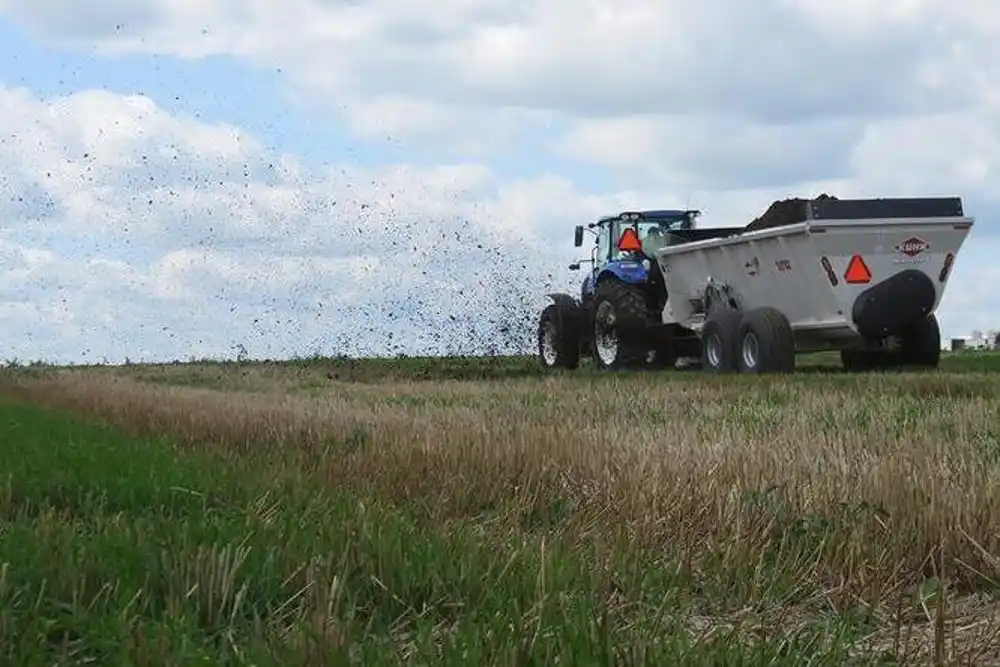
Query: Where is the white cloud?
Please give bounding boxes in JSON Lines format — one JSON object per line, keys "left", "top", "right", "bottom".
{"left": 556, "top": 115, "right": 864, "bottom": 191}
{"left": 335, "top": 96, "right": 556, "bottom": 154}
{"left": 0, "top": 85, "right": 592, "bottom": 363}
{"left": 151, "top": 249, "right": 381, "bottom": 304}
{"left": 7, "top": 0, "right": 998, "bottom": 152}
{"left": 847, "top": 109, "right": 1000, "bottom": 195}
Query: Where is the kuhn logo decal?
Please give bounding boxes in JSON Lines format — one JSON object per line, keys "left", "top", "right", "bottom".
{"left": 896, "top": 237, "right": 930, "bottom": 257}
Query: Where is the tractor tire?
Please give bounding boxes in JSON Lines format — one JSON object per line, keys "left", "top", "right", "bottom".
{"left": 537, "top": 303, "right": 581, "bottom": 370}
{"left": 734, "top": 307, "right": 796, "bottom": 374}
{"left": 701, "top": 310, "right": 742, "bottom": 373}
{"left": 898, "top": 313, "right": 941, "bottom": 369}
{"left": 591, "top": 279, "right": 653, "bottom": 370}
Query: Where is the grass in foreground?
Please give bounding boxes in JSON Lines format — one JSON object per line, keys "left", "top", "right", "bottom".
{"left": 0, "top": 400, "right": 884, "bottom": 665}
{"left": 4, "top": 355, "right": 1000, "bottom": 663}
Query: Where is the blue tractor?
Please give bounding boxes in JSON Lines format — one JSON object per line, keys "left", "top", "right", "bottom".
{"left": 537, "top": 209, "right": 708, "bottom": 370}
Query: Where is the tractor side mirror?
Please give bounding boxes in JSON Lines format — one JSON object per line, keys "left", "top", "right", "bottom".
{"left": 568, "top": 262, "right": 581, "bottom": 271}
{"left": 573, "top": 225, "right": 584, "bottom": 247}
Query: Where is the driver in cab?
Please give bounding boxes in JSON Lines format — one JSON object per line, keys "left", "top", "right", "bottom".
{"left": 642, "top": 225, "right": 668, "bottom": 254}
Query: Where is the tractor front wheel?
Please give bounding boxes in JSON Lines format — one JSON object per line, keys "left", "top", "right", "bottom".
{"left": 537, "top": 304, "right": 580, "bottom": 370}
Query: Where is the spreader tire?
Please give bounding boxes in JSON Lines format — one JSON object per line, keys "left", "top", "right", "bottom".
{"left": 701, "top": 310, "right": 743, "bottom": 373}
{"left": 898, "top": 313, "right": 941, "bottom": 369}
{"left": 735, "top": 307, "right": 796, "bottom": 374}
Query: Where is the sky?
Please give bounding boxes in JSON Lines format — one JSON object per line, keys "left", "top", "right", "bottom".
{"left": 0, "top": 0, "right": 997, "bottom": 364}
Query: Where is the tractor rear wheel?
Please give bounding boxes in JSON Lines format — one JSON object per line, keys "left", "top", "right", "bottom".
{"left": 591, "top": 280, "right": 652, "bottom": 370}
{"left": 537, "top": 304, "right": 580, "bottom": 370}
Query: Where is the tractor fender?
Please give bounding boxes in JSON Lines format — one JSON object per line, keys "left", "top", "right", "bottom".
{"left": 598, "top": 261, "right": 647, "bottom": 287}
{"left": 545, "top": 293, "right": 580, "bottom": 310}
{"left": 544, "top": 293, "right": 584, "bottom": 335}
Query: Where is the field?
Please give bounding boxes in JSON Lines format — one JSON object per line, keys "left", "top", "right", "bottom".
{"left": 2, "top": 350, "right": 1000, "bottom": 665}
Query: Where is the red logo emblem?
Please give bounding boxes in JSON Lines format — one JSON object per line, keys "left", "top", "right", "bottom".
{"left": 896, "top": 237, "right": 929, "bottom": 257}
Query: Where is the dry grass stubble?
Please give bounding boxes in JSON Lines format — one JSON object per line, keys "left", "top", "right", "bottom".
{"left": 5, "top": 367, "right": 1000, "bottom": 662}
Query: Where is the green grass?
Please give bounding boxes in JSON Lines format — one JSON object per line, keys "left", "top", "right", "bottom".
{"left": 0, "top": 398, "right": 897, "bottom": 665}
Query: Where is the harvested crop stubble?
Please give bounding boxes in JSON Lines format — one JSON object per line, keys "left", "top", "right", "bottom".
{"left": 6, "top": 368, "right": 1000, "bottom": 595}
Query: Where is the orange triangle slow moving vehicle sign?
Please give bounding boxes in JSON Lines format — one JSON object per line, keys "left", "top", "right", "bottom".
{"left": 844, "top": 254, "right": 872, "bottom": 284}
{"left": 617, "top": 227, "right": 642, "bottom": 252}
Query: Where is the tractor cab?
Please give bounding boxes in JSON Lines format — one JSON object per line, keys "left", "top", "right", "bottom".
{"left": 570, "top": 209, "right": 700, "bottom": 298}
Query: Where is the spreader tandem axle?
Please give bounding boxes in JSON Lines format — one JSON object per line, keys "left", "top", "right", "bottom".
{"left": 537, "top": 196, "right": 974, "bottom": 374}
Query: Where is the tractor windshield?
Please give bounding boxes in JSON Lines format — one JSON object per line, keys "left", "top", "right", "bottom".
{"left": 610, "top": 217, "right": 688, "bottom": 259}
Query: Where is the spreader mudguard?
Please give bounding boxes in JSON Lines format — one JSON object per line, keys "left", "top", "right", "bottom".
{"left": 851, "top": 269, "right": 937, "bottom": 339}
